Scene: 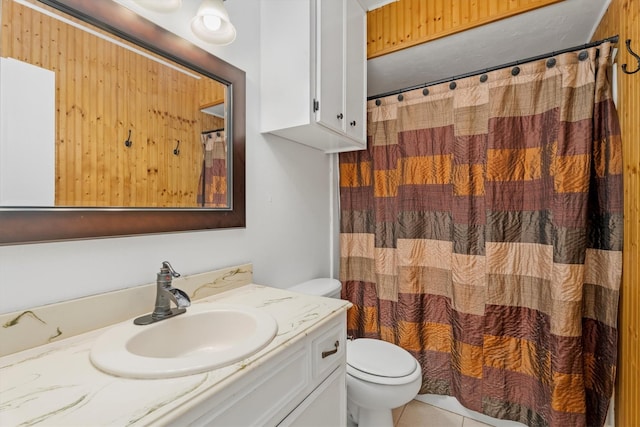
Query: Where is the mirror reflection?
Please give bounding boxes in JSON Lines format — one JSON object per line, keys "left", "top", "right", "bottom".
{"left": 0, "top": 0, "right": 230, "bottom": 208}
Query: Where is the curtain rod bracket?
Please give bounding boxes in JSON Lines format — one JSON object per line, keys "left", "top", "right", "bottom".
{"left": 621, "top": 39, "right": 640, "bottom": 74}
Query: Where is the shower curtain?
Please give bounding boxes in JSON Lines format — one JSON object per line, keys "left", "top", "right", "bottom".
{"left": 197, "top": 130, "right": 227, "bottom": 207}
{"left": 339, "top": 42, "right": 621, "bottom": 427}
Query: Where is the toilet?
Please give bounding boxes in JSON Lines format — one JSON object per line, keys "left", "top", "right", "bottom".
{"left": 289, "top": 278, "right": 422, "bottom": 427}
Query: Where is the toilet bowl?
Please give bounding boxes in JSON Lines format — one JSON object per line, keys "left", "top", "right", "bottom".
{"left": 288, "top": 279, "right": 422, "bottom": 427}
{"left": 346, "top": 338, "right": 422, "bottom": 426}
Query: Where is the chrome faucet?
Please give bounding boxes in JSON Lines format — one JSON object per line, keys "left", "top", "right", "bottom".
{"left": 134, "top": 261, "right": 191, "bottom": 325}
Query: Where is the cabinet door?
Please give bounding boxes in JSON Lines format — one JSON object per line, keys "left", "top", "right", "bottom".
{"left": 344, "top": 0, "right": 366, "bottom": 143}
{"left": 278, "top": 367, "right": 347, "bottom": 427}
{"left": 0, "top": 58, "right": 55, "bottom": 206}
{"left": 315, "top": 0, "right": 345, "bottom": 134}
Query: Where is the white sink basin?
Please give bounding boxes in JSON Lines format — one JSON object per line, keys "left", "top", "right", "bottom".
{"left": 90, "top": 303, "right": 278, "bottom": 379}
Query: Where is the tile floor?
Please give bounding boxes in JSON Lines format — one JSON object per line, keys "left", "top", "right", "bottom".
{"left": 392, "top": 400, "right": 494, "bottom": 427}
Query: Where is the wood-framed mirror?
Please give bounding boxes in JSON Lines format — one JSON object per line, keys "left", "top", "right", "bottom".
{"left": 0, "top": 0, "right": 246, "bottom": 244}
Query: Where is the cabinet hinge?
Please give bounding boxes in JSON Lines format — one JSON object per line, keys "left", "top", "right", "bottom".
{"left": 313, "top": 99, "right": 319, "bottom": 112}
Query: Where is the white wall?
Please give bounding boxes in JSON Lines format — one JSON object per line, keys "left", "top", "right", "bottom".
{"left": 0, "top": 0, "right": 337, "bottom": 314}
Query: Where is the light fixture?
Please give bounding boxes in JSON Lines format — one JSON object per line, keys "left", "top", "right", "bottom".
{"left": 190, "top": 0, "right": 236, "bottom": 45}
{"left": 131, "top": 0, "right": 182, "bottom": 13}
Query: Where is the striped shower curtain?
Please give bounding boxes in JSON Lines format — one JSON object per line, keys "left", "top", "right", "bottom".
{"left": 197, "top": 130, "right": 227, "bottom": 207}
{"left": 339, "top": 42, "right": 622, "bottom": 427}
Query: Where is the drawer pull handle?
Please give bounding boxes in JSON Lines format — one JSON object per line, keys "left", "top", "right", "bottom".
{"left": 322, "top": 341, "right": 340, "bottom": 358}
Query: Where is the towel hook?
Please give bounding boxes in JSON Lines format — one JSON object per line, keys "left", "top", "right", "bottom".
{"left": 622, "top": 39, "right": 640, "bottom": 74}
{"left": 124, "top": 129, "right": 132, "bottom": 147}
{"left": 173, "top": 140, "right": 180, "bottom": 156}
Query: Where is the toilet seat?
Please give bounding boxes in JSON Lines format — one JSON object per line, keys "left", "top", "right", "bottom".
{"left": 346, "top": 339, "right": 421, "bottom": 386}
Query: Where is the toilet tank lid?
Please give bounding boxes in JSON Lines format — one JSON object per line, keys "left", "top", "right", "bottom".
{"left": 289, "top": 278, "right": 341, "bottom": 297}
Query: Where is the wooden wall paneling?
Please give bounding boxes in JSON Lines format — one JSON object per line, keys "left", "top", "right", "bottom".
{"left": 134, "top": 46, "right": 146, "bottom": 207}
{"left": 592, "top": 0, "right": 640, "bottom": 425}
{"left": 166, "top": 67, "right": 177, "bottom": 206}
{"left": 367, "top": 0, "right": 565, "bottom": 59}
{"left": 192, "top": 89, "right": 201, "bottom": 205}
{"left": 189, "top": 82, "right": 201, "bottom": 206}
{"left": 180, "top": 73, "right": 189, "bottom": 207}
{"left": 82, "top": 29, "right": 93, "bottom": 205}
{"left": 167, "top": 69, "right": 175, "bottom": 207}
{"left": 160, "top": 67, "right": 167, "bottom": 206}
{"left": 148, "top": 57, "right": 158, "bottom": 207}
{"left": 178, "top": 71, "right": 187, "bottom": 206}
{"left": 59, "top": 23, "right": 68, "bottom": 204}
{"left": 108, "top": 38, "right": 121, "bottom": 207}
{"left": 79, "top": 27, "right": 86, "bottom": 204}
{"left": 390, "top": 0, "right": 399, "bottom": 47}
{"left": 159, "top": 71, "right": 167, "bottom": 208}
{"left": 149, "top": 61, "right": 158, "bottom": 207}
{"left": 451, "top": 1, "right": 460, "bottom": 28}
{"left": 70, "top": 23, "right": 81, "bottom": 205}
{"left": 121, "top": 45, "right": 132, "bottom": 206}
{"left": 172, "top": 68, "right": 182, "bottom": 205}
{"left": 137, "top": 47, "right": 145, "bottom": 205}
{"left": 94, "top": 32, "right": 104, "bottom": 206}
{"left": 374, "top": 5, "right": 384, "bottom": 54}
{"left": 414, "top": 0, "right": 425, "bottom": 39}
{"left": 191, "top": 83, "right": 200, "bottom": 206}
{"left": 198, "top": 76, "right": 226, "bottom": 109}
{"left": 130, "top": 40, "right": 139, "bottom": 205}
{"left": 173, "top": 72, "right": 184, "bottom": 206}
{"left": 76, "top": 25, "right": 84, "bottom": 205}
{"left": 174, "top": 70, "right": 182, "bottom": 206}
{"left": 434, "top": 0, "right": 444, "bottom": 34}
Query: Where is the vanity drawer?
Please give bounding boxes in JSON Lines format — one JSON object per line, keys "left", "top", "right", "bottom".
{"left": 311, "top": 316, "right": 345, "bottom": 380}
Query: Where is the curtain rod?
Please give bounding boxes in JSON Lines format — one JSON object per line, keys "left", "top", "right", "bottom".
{"left": 367, "top": 35, "right": 619, "bottom": 101}
{"left": 202, "top": 127, "right": 224, "bottom": 135}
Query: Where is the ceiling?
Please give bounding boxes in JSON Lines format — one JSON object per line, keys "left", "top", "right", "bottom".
{"left": 364, "top": 0, "right": 612, "bottom": 97}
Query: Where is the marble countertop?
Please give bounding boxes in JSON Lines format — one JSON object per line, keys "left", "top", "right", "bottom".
{"left": 0, "top": 284, "right": 351, "bottom": 426}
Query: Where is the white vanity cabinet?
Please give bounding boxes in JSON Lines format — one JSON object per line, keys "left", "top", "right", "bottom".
{"left": 260, "top": 0, "right": 367, "bottom": 153}
{"left": 168, "top": 312, "right": 347, "bottom": 426}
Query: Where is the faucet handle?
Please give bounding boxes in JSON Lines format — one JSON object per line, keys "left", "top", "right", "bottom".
{"left": 161, "top": 261, "right": 181, "bottom": 278}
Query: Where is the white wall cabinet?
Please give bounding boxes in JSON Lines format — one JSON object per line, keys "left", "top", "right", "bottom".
{"left": 167, "top": 312, "right": 347, "bottom": 426}
{"left": 0, "top": 58, "right": 55, "bottom": 206}
{"left": 261, "top": 0, "right": 366, "bottom": 153}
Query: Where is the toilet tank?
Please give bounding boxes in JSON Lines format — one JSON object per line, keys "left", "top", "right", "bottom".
{"left": 288, "top": 278, "right": 342, "bottom": 299}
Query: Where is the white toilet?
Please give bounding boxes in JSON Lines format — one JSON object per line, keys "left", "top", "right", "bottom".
{"left": 289, "top": 278, "right": 422, "bottom": 427}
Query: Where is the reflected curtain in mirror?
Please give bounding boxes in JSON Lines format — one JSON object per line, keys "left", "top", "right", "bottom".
{"left": 197, "top": 129, "right": 228, "bottom": 207}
